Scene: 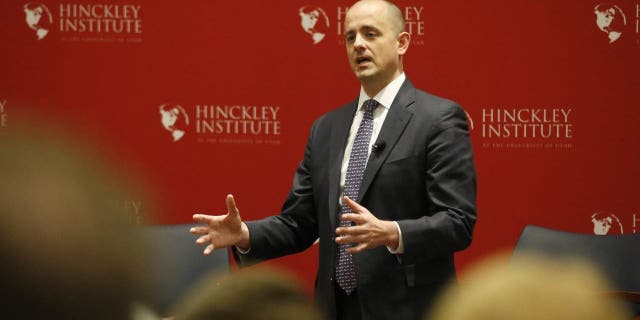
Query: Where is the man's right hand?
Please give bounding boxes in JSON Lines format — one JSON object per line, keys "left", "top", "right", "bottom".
{"left": 191, "top": 194, "right": 250, "bottom": 255}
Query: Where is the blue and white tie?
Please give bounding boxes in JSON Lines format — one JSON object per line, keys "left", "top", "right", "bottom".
{"left": 336, "top": 99, "right": 378, "bottom": 295}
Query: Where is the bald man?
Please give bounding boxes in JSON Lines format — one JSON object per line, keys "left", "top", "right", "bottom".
{"left": 191, "top": 1, "right": 476, "bottom": 319}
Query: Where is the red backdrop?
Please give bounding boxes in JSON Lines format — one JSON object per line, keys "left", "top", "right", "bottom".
{"left": 2, "top": 0, "right": 639, "bottom": 292}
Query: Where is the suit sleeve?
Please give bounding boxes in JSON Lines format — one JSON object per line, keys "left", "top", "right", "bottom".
{"left": 397, "top": 104, "right": 477, "bottom": 260}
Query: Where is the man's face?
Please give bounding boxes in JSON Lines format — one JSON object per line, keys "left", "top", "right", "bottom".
{"left": 344, "top": 1, "right": 402, "bottom": 85}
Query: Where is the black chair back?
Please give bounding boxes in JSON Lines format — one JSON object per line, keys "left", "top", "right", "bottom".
{"left": 513, "top": 225, "right": 639, "bottom": 314}
{"left": 139, "top": 224, "right": 230, "bottom": 316}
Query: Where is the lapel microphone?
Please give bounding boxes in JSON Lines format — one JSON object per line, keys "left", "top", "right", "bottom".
{"left": 372, "top": 140, "right": 386, "bottom": 153}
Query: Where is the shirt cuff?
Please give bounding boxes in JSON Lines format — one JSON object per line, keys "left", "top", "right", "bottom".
{"left": 235, "top": 245, "right": 251, "bottom": 255}
{"left": 386, "top": 221, "right": 404, "bottom": 254}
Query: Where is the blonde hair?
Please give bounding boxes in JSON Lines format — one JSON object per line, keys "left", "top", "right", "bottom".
{"left": 428, "top": 253, "right": 629, "bottom": 320}
{"left": 171, "top": 267, "right": 322, "bottom": 320}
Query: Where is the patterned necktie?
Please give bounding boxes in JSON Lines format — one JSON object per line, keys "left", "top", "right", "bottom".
{"left": 336, "top": 98, "right": 378, "bottom": 295}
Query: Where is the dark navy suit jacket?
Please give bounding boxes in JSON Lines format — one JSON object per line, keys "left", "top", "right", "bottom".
{"left": 235, "top": 79, "right": 477, "bottom": 320}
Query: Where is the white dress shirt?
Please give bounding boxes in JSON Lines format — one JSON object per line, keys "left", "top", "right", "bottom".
{"left": 239, "top": 74, "right": 408, "bottom": 256}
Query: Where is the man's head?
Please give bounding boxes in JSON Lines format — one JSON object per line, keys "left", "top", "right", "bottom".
{"left": 171, "top": 268, "right": 322, "bottom": 320}
{"left": 344, "top": 0, "right": 410, "bottom": 96}
{"left": 428, "top": 253, "right": 630, "bottom": 320}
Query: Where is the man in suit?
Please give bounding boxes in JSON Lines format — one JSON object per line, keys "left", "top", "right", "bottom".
{"left": 190, "top": 1, "right": 476, "bottom": 319}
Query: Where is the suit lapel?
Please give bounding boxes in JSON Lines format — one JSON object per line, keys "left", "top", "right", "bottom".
{"left": 328, "top": 101, "right": 358, "bottom": 229}
{"left": 357, "top": 81, "right": 415, "bottom": 203}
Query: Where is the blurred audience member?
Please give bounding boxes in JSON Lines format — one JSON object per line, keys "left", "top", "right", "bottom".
{"left": 0, "top": 127, "right": 154, "bottom": 319}
{"left": 170, "top": 267, "right": 322, "bottom": 320}
{"left": 427, "top": 253, "right": 630, "bottom": 320}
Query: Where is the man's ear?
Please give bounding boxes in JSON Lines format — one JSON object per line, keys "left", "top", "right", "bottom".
{"left": 397, "top": 32, "right": 411, "bottom": 55}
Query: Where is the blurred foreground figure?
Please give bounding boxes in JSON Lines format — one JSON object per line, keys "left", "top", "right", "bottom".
{"left": 0, "top": 128, "right": 153, "bottom": 319}
{"left": 427, "top": 253, "right": 630, "bottom": 320}
{"left": 170, "top": 268, "right": 322, "bottom": 320}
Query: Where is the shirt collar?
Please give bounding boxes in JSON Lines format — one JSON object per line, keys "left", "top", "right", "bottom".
{"left": 357, "top": 73, "right": 406, "bottom": 111}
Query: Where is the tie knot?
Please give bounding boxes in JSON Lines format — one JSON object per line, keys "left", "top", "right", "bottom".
{"left": 363, "top": 99, "right": 378, "bottom": 113}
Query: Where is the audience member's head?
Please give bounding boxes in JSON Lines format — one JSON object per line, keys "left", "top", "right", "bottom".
{"left": 427, "top": 253, "right": 630, "bottom": 320}
{"left": 170, "top": 267, "right": 321, "bottom": 320}
{"left": 428, "top": 255, "right": 629, "bottom": 320}
{"left": 0, "top": 127, "right": 150, "bottom": 319}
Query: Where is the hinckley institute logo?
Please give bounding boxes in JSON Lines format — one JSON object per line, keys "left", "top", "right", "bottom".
{"left": 24, "top": 2, "right": 53, "bottom": 40}
{"left": 590, "top": 211, "right": 639, "bottom": 234}
{"left": 297, "top": 4, "right": 426, "bottom": 46}
{"left": 468, "top": 107, "right": 575, "bottom": 150}
{"left": 159, "top": 103, "right": 189, "bottom": 142}
{"left": 591, "top": 2, "right": 640, "bottom": 45}
{"left": 594, "top": 3, "right": 627, "bottom": 44}
{"left": 22, "top": 2, "right": 143, "bottom": 43}
{"left": 158, "top": 103, "right": 282, "bottom": 145}
{"left": 299, "top": 6, "right": 330, "bottom": 45}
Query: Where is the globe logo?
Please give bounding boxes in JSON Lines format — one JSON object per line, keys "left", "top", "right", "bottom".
{"left": 594, "top": 4, "right": 627, "bottom": 44}
{"left": 464, "top": 111, "right": 475, "bottom": 131}
{"left": 24, "top": 2, "right": 53, "bottom": 40}
{"left": 159, "top": 103, "right": 189, "bottom": 142}
{"left": 591, "top": 211, "right": 624, "bottom": 235}
{"left": 299, "top": 6, "right": 329, "bottom": 45}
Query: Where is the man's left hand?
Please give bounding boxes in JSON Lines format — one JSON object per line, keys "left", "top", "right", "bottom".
{"left": 335, "top": 196, "right": 399, "bottom": 254}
